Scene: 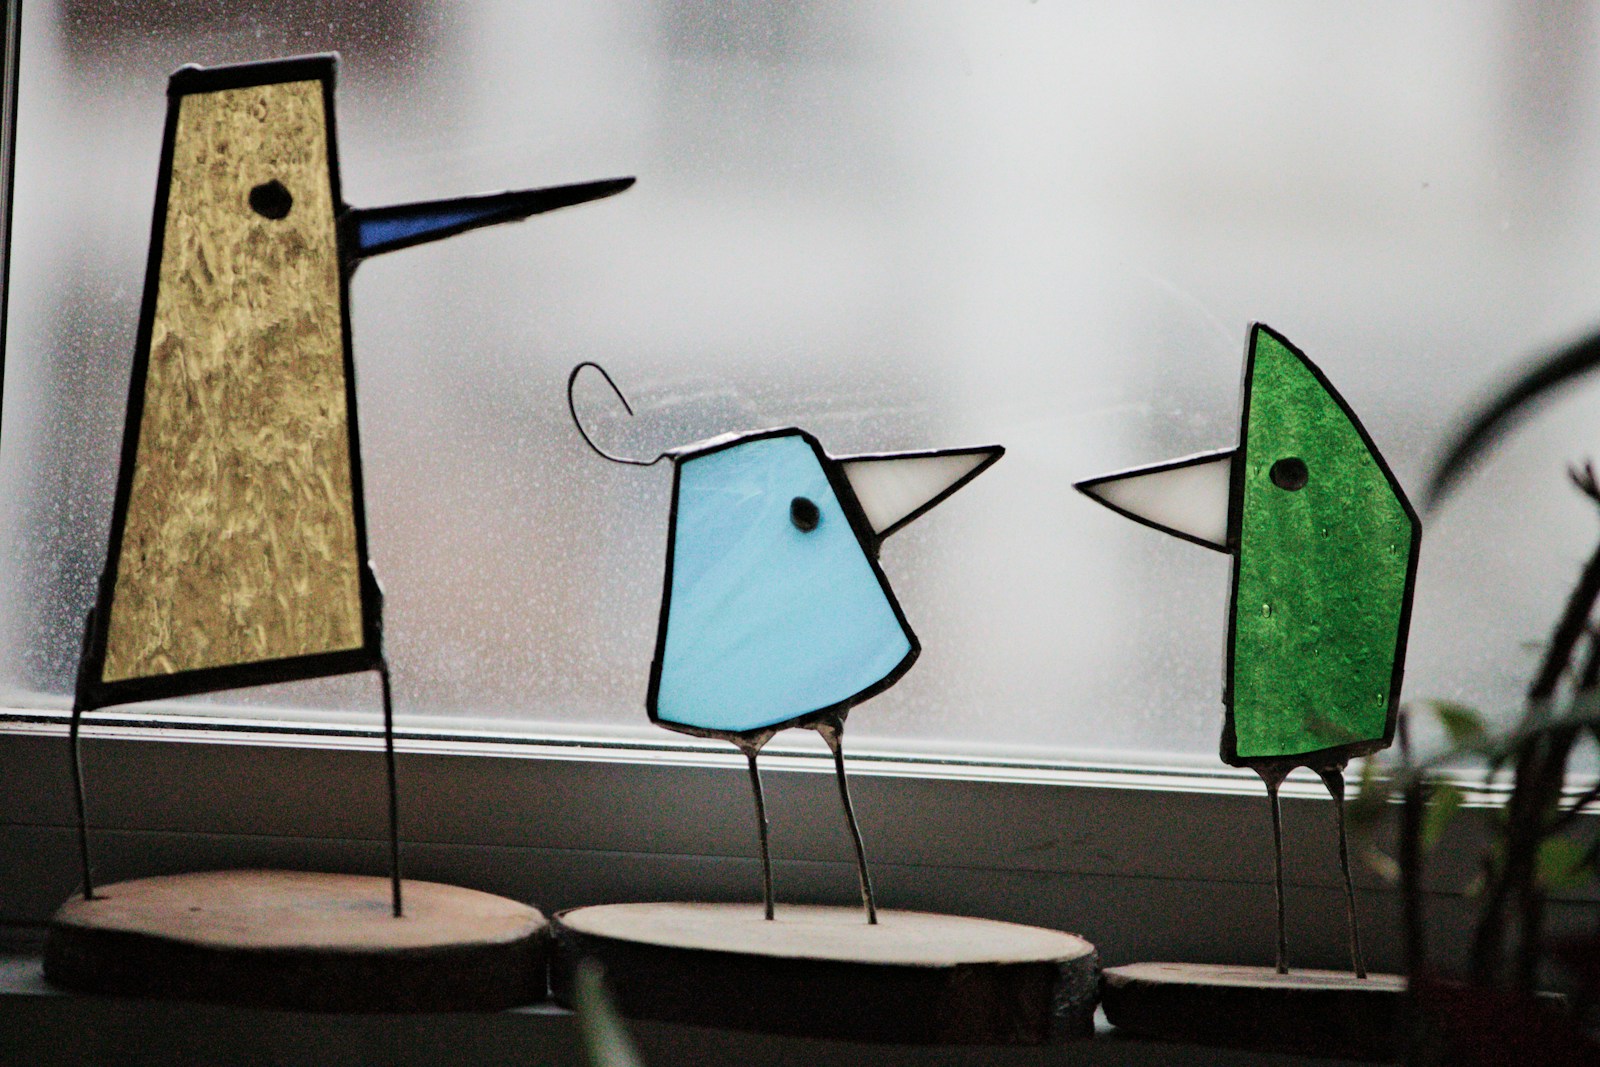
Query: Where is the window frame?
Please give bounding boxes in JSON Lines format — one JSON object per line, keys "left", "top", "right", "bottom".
{"left": 0, "top": 1, "right": 1595, "bottom": 984}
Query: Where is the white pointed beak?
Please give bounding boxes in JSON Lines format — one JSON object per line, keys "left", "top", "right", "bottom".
{"left": 838, "top": 445, "right": 1004, "bottom": 540}
{"left": 1075, "top": 448, "right": 1236, "bottom": 553}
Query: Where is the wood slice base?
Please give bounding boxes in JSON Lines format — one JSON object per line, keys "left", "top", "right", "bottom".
{"left": 1102, "top": 962, "right": 1406, "bottom": 1061}
{"left": 43, "top": 869, "right": 547, "bottom": 1012}
{"left": 550, "top": 902, "right": 1098, "bottom": 1045}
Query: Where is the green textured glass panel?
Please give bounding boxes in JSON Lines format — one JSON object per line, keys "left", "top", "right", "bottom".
{"left": 1230, "top": 329, "right": 1416, "bottom": 761}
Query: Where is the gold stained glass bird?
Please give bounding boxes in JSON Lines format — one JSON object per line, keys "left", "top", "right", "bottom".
{"left": 68, "top": 55, "right": 633, "bottom": 915}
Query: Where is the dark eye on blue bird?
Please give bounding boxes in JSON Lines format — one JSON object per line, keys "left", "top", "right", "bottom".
{"left": 1270, "top": 457, "right": 1309, "bottom": 491}
{"left": 248, "top": 179, "right": 293, "bottom": 220}
{"left": 790, "top": 496, "right": 820, "bottom": 531}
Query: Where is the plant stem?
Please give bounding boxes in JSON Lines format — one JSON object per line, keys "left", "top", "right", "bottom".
{"left": 1397, "top": 714, "right": 1427, "bottom": 977}
{"left": 1396, "top": 714, "right": 1434, "bottom": 1067}
{"left": 1400, "top": 782, "right": 1428, "bottom": 975}
{"left": 1527, "top": 546, "right": 1600, "bottom": 705}
{"left": 1513, "top": 725, "right": 1577, "bottom": 989}
{"left": 1552, "top": 774, "right": 1600, "bottom": 831}
{"left": 1470, "top": 523, "right": 1600, "bottom": 987}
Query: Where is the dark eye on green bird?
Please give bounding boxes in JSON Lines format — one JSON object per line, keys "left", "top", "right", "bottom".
{"left": 249, "top": 179, "right": 293, "bottom": 220}
{"left": 1270, "top": 457, "right": 1308, "bottom": 491}
{"left": 791, "top": 496, "right": 820, "bottom": 531}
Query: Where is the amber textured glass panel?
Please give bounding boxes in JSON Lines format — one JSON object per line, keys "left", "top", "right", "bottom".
{"left": 101, "top": 79, "right": 362, "bottom": 683}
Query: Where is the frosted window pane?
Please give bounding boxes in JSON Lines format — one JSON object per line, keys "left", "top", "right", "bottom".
{"left": 5, "top": 4, "right": 1600, "bottom": 765}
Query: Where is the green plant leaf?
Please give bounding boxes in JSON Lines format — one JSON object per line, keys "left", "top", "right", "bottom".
{"left": 1346, "top": 758, "right": 1390, "bottom": 829}
{"left": 1537, "top": 836, "right": 1593, "bottom": 891}
{"left": 1562, "top": 686, "right": 1600, "bottom": 730}
{"left": 1432, "top": 701, "right": 1489, "bottom": 752}
{"left": 1422, "top": 783, "right": 1464, "bottom": 850}
{"left": 1424, "top": 327, "right": 1600, "bottom": 508}
{"left": 1363, "top": 845, "right": 1400, "bottom": 884}
{"left": 1485, "top": 838, "right": 1506, "bottom": 876}
{"left": 573, "top": 960, "right": 646, "bottom": 1067}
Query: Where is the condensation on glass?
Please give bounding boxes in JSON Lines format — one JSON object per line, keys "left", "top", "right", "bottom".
{"left": 5, "top": 4, "right": 1600, "bottom": 763}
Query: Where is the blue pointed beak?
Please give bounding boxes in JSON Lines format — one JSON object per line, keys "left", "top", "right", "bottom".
{"left": 345, "top": 176, "right": 634, "bottom": 262}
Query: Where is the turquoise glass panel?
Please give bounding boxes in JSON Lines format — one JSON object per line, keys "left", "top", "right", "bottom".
{"left": 654, "top": 433, "right": 914, "bottom": 734}
{"left": 1231, "top": 328, "right": 1416, "bottom": 760}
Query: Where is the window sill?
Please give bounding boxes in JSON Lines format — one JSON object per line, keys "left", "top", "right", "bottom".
{"left": 0, "top": 952, "right": 1376, "bottom": 1066}
{"left": 0, "top": 710, "right": 1594, "bottom": 987}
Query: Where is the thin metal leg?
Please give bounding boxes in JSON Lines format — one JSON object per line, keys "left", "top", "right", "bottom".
{"left": 379, "top": 662, "right": 403, "bottom": 918}
{"left": 1255, "top": 765, "right": 1290, "bottom": 974}
{"left": 817, "top": 718, "right": 877, "bottom": 925}
{"left": 69, "top": 705, "right": 96, "bottom": 901}
{"left": 743, "top": 748, "right": 775, "bottom": 920}
{"left": 1317, "top": 764, "right": 1367, "bottom": 979}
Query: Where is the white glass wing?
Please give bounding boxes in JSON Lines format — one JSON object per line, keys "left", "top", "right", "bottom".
{"left": 1076, "top": 450, "right": 1236, "bottom": 553}
{"left": 840, "top": 448, "right": 1003, "bottom": 538}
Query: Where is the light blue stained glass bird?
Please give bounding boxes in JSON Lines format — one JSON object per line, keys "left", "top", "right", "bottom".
{"left": 569, "top": 364, "right": 1003, "bottom": 922}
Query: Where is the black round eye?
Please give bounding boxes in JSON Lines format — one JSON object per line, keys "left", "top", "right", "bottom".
{"left": 1270, "top": 457, "right": 1308, "bottom": 491}
{"left": 790, "top": 496, "right": 820, "bottom": 532}
{"left": 248, "top": 180, "right": 293, "bottom": 220}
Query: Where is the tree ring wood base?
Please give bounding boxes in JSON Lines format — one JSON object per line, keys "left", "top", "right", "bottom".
{"left": 43, "top": 869, "right": 547, "bottom": 1012}
{"left": 1102, "top": 962, "right": 1405, "bottom": 1062}
{"left": 550, "top": 902, "right": 1098, "bottom": 1045}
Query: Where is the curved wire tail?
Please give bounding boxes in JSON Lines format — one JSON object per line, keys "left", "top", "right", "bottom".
{"left": 566, "top": 362, "right": 665, "bottom": 467}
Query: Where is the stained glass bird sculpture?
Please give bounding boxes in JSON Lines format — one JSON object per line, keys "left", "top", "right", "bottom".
{"left": 68, "top": 54, "right": 633, "bottom": 915}
{"left": 570, "top": 364, "right": 1003, "bottom": 922}
{"left": 1075, "top": 324, "right": 1420, "bottom": 976}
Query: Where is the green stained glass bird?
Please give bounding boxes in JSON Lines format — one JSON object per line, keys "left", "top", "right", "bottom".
{"left": 1076, "top": 323, "right": 1421, "bottom": 976}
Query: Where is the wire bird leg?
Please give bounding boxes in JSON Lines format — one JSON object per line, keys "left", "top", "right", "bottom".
{"left": 817, "top": 715, "right": 878, "bottom": 925}
{"left": 1254, "top": 763, "right": 1292, "bottom": 974}
{"left": 69, "top": 704, "right": 95, "bottom": 900}
{"left": 1315, "top": 762, "right": 1367, "bottom": 978}
{"left": 68, "top": 608, "right": 100, "bottom": 901}
{"left": 378, "top": 659, "right": 404, "bottom": 918}
{"left": 735, "top": 738, "right": 777, "bottom": 920}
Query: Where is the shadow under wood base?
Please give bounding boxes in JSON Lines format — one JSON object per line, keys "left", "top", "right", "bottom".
{"left": 43, "top": 869, "right": 547, "bottom": 1013}
{"left": 550, "top": 901, "right": 1098, "bottom": 1045}
{"left": 1102, "top": 962, "right": 1405, "bottom": 1062}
